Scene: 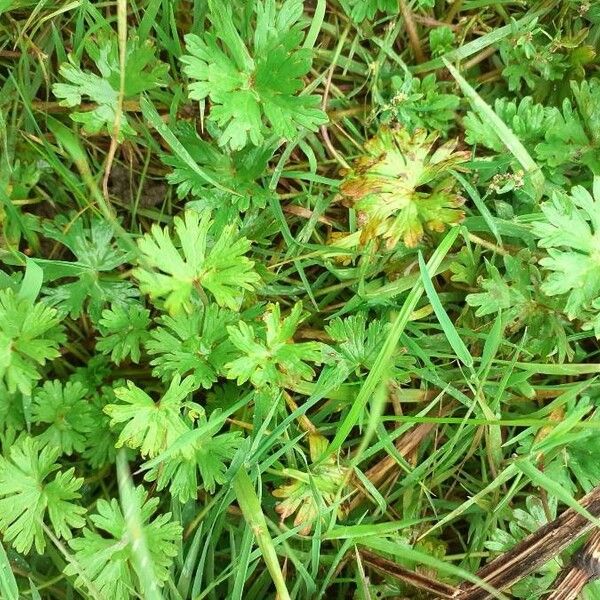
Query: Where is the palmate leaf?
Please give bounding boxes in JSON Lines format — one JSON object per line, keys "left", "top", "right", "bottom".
{"left": 536, "top": 78, "right": 600, "bottom": 173}
{"left": 82, "top": 387, "right": 121, "bottom": 469}
{"left": 486, "top": 496, "right": 559, "bottom": 599}
{"left": 225, "top": 302, "right": 328, "bottom": 388}
{"left": 133, "top": 210, "right": 260, "bottom": 314}
{"left": 104, "top": 375, "right": 199, "bottom": 458}
{"left": 143, "top": 409, "right": 242, "bottom": 501}
{"left": 145, "top": 303, "right": 236, "bottom": 389}
{"left": 273, "top": 434, "right": 348, "bottom": 534}
{"left": 181, "top": 0, "right": 327, "bottom": 150}
{"left": 377, "top": 73, "right": 459, "bottom": 134}
{"left": 464, "top": 96, "right": 554, "bottom": 154}
{"left": 0, "top": 289, "right": 65, "bottom": 395}
{"left": 161, "top": 121, "right": 275, "bottom": 211}
{"left": 64, "top": 486, "right": 181, "bottom": 600}
{"left": 52, "top": 35, "right": 168, "bottom": 138}
{"left": 466, "top": 253, "right": 571, "bottom": 360}
{"left": 0, "top": 383, "right": 26, "bottom": 444}
{"left": 32, "top": 380, "right": 94, "bottom": 456}
{"left": 533, "top": 178, "right": 600, "bottom": 320}
{"left": 340, "top": 0, "right": 397, "bottom": 22}
{"left": 96, "top": 303, "right": 151, "bottom": 364}
{"left": 0, "top": 437, "right": 85, "bottom": 554}
{"left": 339, "top": 126, "right": 468, "bottom": 248}
{"left": 41, "top": 215, "right": 137, "bottom": 322}
{"left": 325, "top": 313, "right": 414, "bottom": 380}
{"left": 464, "top": 80, "right": 600, "bottom": 179}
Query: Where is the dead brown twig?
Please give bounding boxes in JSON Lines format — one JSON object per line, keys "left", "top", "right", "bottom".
{"left": 359, "top": 549, "right": 458, "bottom": 598}
{"left": 456, "top": 485, "right": 600, "bottom": 599}
{"left": 544, "top": 529, "right": 600, "bottom": 600}
{"left": 359, "top": 486, "right": 600, "bottom": 600}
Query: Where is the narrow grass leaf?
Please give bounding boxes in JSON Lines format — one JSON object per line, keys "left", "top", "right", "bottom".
{"left": 419, "top": 251, "right": 473, "bottom": 368}
{"left": 231, "top": 467, "right": 291, "bottom": 600}
{"left": 116, "top": 451, "right": 164, "bottom": 600}
{"left": 325, "top": 227, "right": 460, "bottom": 458}
{"left": 444, "top": 59, "right": 545, "bottom": 199}
{"left": 452, "top": 171, "right": 502, "bottom": 244}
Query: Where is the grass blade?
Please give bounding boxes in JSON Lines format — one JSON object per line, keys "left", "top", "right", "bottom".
{"left": 418, "top": 251, "right": 473, "bottom": 368}
{"left": 444, "top": 59, "right": 545, "bottom": 199}
{"left": 116, "top": 451, "right": 164, "bottom": 600}
{"left": 231, "top": 467, "right": 291, "bottom": 600}
{"left": 325, "top": 226, "right": 460, "bottom": 457}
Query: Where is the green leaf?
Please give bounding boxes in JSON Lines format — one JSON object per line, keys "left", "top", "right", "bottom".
{"left": 533, "top": 178, "right": 600, "bottom": 319}
{"left": 325, "top": 226, "right": 459, "bottom": 458}
{"left": 341, "top": 0, "right": 396, "bottom": 22}
{"left": 53, "top": 35, "right": 168, "bottom": 138}
{"left": 145, "top": 303, "right": 236, "bottom": 389}
{"left": 181, "top": 0, "right": 327, "bottom": 150}
{"left": 377, "top": 73, "right": 459, "bottom": 134}
{"left": 64, "top": 484, "right": 181, "bottom": 600}
{"left": 133, "top": 210, "right": 260, "bottom": 314}
{"left": 464, "top": 96, "right": 553, "bottom": 155}
{"left": 32, "top": 380, "right": 94, "bottom": 456}
{"left": 41, "top": 215, "right": 137, "bottom": 321}
{"left": 82, "top": 386, "right": 120, "bottom": 469}
{"left": 444, "top": 59, "right": 545, "bottom": 199}
{"left": 105, "top": 375, "right": 199, "bottom": 458}
{"left": 485, "top": 496, "right": 559, "bottom": 599}
{"left": 0, "top": 437, "right": 85, "bottom": 554}
{"left": 466, "top": 253, "right": 571, "bottom": 360}
{"left": 516, "top": 459, "right": 600, "bottom": 526}
{"left": 0, "top": 540, "right": 18, "bottom": 600}
{"left": 324, "top": 313, "right": 414, "bottom": 380}
{"left": 161, "top": 121, "right": 275, "bottom": 211}
{"left": 225, "top": 302, "right": 328, "bottom": 388}
{"left": 96, "top": 303, "right": 151, "bottom": 364}
{"left": 143, "top": 408, "right": 242, "bottom": 501}
{"left": 0, "top": 289, "right": 65, "bottom": 395}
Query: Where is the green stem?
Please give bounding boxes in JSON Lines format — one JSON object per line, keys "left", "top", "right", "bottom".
{"left": 231, "top": 468, "right": 291, "bottom": 600}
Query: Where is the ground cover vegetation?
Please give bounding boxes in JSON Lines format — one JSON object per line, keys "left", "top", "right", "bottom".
{"left": 1, "top": 0, "right": 600, "bottom": 598}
